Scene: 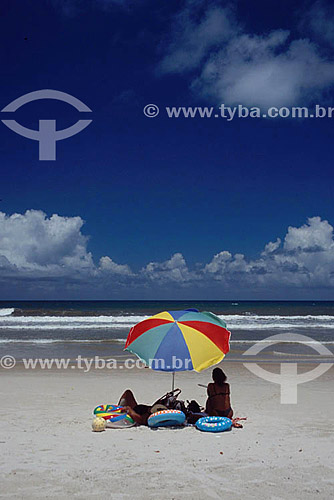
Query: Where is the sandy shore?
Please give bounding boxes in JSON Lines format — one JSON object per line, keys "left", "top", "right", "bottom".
{"left": 0, "top": 363, "right": 333, "bottom": 499}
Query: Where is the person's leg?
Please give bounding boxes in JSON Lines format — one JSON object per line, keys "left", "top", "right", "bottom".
{"left": 232, "top": 416, "right": 247, "bottom": 428}
{"left": 118, "top": 389, "right": 138, "bottom": 409}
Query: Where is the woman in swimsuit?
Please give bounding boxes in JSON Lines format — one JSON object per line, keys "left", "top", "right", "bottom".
{"left": 117, "top": 389, "right": 168, "bottom": 425}
{"left": 118, "top": 389, "right": 152, "bottom": 425}
{"left": 205, "top": 367, "right": 233, "bottom": 419}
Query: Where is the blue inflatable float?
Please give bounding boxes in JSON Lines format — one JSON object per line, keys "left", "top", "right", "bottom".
{"left": 196, "top": 416, "right": 232, "bottom": 433}
{"left": 148, "top": 410, "right": 186, "bottom": 428}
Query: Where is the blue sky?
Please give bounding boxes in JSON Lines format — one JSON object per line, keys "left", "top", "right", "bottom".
{"left": 0, "top": 0, "right": 334, "bottom": 299}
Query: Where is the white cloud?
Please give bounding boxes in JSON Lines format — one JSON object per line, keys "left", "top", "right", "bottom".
{"left": 194, "top": 34, "right": 334, "bottom": 107}
{"left": 141, "top": 253, "right": 193, "bottom": 283}
{"left": 0, "top": 210, "right": 130, "bottom": 282}
{"left": 1, "top": 211, "right": 334, "bottom": 297}
{"left": 204, "top": 251, "right": 264, "bottom": 282}
{"left": 204, "top": 217, "right": 334, "bottom": 289}
{"left": 284, "top": 216, "right": 333, "bottom": 252}
{"left": 0, "top": 210, "right": 94, "bottom": 273}
{"left": 262, "top": 238, "right": 281, "bottom": 256}
{"left": 99, "top": 256, "right": 132, "bottom": 275}
{"left": 159, "top": 1, "right": 334, "bottom": 107}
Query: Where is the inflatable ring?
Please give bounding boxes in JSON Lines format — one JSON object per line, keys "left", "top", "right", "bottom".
{"left": 196, "top": 416, "right": 232, "bottom": 433}
{"left": 148, "top": 410, "right": 186, "bottom": 428}
{"left": 93, "top": 404, "right": 125, "bottom": 422}
{"left": 106, "top": 414, "right": 136, "bottom": 429}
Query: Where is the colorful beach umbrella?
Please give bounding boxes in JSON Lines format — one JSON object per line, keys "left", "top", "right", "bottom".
{"left": 125, "top": 309, "right": 231, "bottom": 379}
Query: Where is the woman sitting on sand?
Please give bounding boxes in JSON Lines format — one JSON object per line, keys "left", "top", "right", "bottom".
{"left": 205, "top": 367, "right": 233, "bottom": 419}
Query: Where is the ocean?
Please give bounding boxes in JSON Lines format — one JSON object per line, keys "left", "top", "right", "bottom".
{"left": 0, "top": 301, "right": 333, "bottom": 363}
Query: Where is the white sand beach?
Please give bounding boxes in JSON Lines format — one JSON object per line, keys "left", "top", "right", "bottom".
{"left": 0, "top": 363, "right": 333, "bottom": 499}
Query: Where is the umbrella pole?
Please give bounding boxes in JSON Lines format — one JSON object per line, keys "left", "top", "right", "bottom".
{"left": 172, "top": 372, "right": 175, "bottom": 392}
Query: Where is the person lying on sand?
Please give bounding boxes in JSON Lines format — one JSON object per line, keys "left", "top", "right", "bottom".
{"left": 118, "top": 389, "right": 166, "bottom": 425}
{"left": 205, "top": 367, "right": 234, "bottom": 419}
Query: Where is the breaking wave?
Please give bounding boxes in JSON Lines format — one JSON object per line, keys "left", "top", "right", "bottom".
{"left": 0, "top": 308, "right": 15, "bottom": 317}
{"left": 0, "top": 313, "right": 334, "bottom": 330}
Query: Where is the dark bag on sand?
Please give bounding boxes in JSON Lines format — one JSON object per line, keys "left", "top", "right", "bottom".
{"left": 185, "top": 399, "right": 206, "bottom": 424}
{"left": 186, "top": 400, "right": 202, "bottom": 414}
{"left": 186, "top": 412, "right": 205, "bottom": 424}
{"left": 153, "top": 388, "right": 186, "bottom": 414}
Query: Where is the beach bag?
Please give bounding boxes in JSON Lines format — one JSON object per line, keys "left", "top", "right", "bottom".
{"left": 186, "top": 400, "right": 202, "bottom": 414}
{"left": 187, "top": 412, "right": 206, "bottom": 425}
{"left": 153, "top": 388, "right": 186, "bottom": 413}
{"left": 185, "top": 399, "right": 205, "bottom": 424}
{"left": 153, "top": 388, "right": 181, "bottom": 407}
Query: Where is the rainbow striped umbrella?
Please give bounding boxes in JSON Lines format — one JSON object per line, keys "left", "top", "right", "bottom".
{"left": 125, "top": 309, "right": 230, "bottom": 380}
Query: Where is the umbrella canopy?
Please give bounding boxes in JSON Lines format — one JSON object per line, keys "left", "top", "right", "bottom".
{"left": 125, "top": 309, "right": 230, "bottom": 373}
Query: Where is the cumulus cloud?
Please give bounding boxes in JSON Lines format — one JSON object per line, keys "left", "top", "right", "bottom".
{"left": 204, "top": 251, "right": 248, "bottom": 276}
{"left": 204, "top": 217, "right": 334, "bottom": 289}
{"left": 262, "top": 238, "right": 281, "bottom": 256}
{"left": 1, "top": 211, "right": 334, "bottom": 298}
{"left": 0, "top": 210, "right": 94, "bottom": 273}
{"left": 159, "top": 1, "right": 334, "bottom": 107}
{"left": 283, "top": 216, "right": 334, "bottom": 252}
{"left": 99, "top": 256, "right": 133, "bottom": 275}
{"left": 0, "top": 210, "right": 130, "bottom": 283}
{"left": 142, "top": 253, "right": 193, "bottom": 283}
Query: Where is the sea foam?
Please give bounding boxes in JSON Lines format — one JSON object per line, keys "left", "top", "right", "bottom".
{"left": 0, "top": 313, "right": 334, "bottom": 330}
{"left": 0, "top": 308, "right": 15, "bottom": 317}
